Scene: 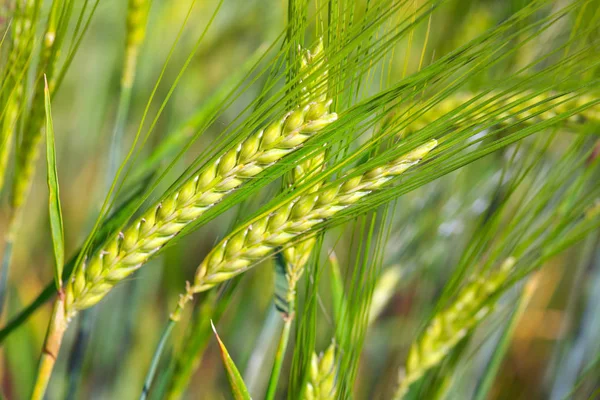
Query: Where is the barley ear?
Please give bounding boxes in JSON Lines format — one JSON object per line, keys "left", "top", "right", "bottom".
{"left": 394, "top": 257, "right": 516, "bottom": 399}
{"left": 174, "top": 140, "right": 438, "bottom": 315}
{"left": 64, "top": 99, "right": 337, "bottom": 319}
{"left": 0, "top": 0, "right": 41, "bottom": 317}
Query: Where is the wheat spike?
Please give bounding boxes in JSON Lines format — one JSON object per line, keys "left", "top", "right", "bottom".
{"left": 170, "top": 139, "right": 438, "bottom": 320}
{"left": 403, "top": 91, "right": 600, "bottom": 136}
{"left": 63, "top": 100, "right": 337, "bottom": 319}
{"left": 394, "top": 257, "right": 516, "bottom": 399}
{"left": 304, "top": 342, "right": 337, "bottom": 400}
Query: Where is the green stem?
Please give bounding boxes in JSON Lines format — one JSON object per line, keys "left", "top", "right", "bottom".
{"left": 140, "top": 319, "right": 176, "bottom": 400}
{"left": 265, "top": 317, "right": 293, "bottom": 400}
{"left": 31, "top": 296, "right": 68, "bottom": 400}
{"left": 165, "top": 299, "right": 216, "bottom": 400}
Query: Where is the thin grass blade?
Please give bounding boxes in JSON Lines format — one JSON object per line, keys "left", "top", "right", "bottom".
{"left": 212, "top": 321, "right": 251, "bottom": 400}
{"left": 44, "top": 75, "right": 64, "bottom": 290}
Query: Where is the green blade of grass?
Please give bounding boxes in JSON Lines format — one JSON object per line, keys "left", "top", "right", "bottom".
{"left": 44, "top": 75, "right": 64, "bottom": 291}
{"left": 212, "top": 321, "right": 252, "bottom": 400}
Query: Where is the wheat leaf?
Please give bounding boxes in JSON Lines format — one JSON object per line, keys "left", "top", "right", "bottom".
{"left": 211, "top": 321, "right": 251, "bottom": 400}
{"left": 44, "top": 75, "right": 64, "bottom": 291}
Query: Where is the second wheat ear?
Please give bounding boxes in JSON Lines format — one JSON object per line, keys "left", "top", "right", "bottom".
{"left": 170, "top": 139, "right": 439, "bottom": 321}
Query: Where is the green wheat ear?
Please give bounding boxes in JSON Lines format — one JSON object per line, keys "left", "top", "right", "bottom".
{"left": 394, "top": 257, "right": 516, "bottom": 399}
{"left": 63, "top": 99, "right": 337, "bottom": 319}
{"left": 304, "top": 342, "right": 337, "bottom": 400}
{"left": 170, "top": 139, "right": 438, "bottom": 321}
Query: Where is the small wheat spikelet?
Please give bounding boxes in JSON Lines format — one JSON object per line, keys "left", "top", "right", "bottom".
{"left": 280, "top": 39, "right": 329, "bottom": 314}
{"left": 170, "top": 139, "right": 438, "bottom": 320}
{"left": 394, "top": 257, "right": 516, "bottom": 399}
{"left": 63, "top": 100, "right": 337, "bottom": 319}
{"left": 403, "top": 91, "right": 600, "bottom": 136}
{"left": 304, "top": 342, "right": 337, "bottom": 400}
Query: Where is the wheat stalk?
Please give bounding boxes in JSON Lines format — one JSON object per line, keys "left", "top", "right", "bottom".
{"left": 170, "top": 139, "right": 438, "bottom": 321}
{"left": 393, "top": 257, "right": 516, "bottom": 399}
{"left": 63, "top": 100, "right": 337, "bottom": 319}
{"left": 304, "top": 342, "right": 337, "bottom": 400}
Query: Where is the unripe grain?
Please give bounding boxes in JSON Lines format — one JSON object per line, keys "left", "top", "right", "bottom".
{"left": 171, "top": 140, "right": 438, "bottom": 320}
{"left": 63, "top": 99, "right": 337, "bottom": 319}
